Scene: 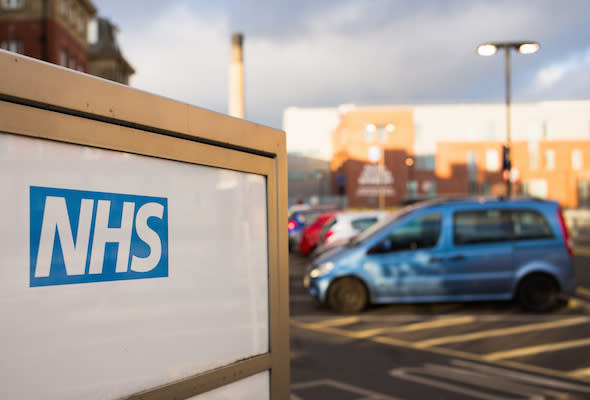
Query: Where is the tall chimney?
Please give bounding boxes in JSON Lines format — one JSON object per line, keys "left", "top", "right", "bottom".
{"left": 229, "top": 33, "right": 244, "bottom": 118}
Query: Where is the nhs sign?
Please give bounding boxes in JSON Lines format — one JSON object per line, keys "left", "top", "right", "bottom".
{"left": 30, "top": 186, "right": 168, "bottom": 287}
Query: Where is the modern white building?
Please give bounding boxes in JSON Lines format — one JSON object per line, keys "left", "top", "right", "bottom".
{"left": 283, "top": 100, "right": 590, "bottom": 207}
{"left": 283, "top": 101, "right": 590, "bottom": 160}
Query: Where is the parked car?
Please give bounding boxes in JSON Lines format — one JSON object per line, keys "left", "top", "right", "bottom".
{"left": 312, "top": 210, "right": 390, "bottom": 259}
{"left": 299, "top": 211, "right": 338, "bottom": 256}
{"left": 320, "top": 210, "right": 390, "bottom": 245}
{"left": 304, "top": 197, "right": 575, "bottom": 313}
{"left": 288, "top": 205, "right": 339, "bottom": 252}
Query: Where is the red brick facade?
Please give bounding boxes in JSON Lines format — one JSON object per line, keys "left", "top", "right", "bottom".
{"left": 331, "top": 107, "right": 590, "bottom": 208}
{"left": 0, "top": 0, "right": 95, "bottom": 71}
{"left": 331, "top": 108, "right": 416, "bottom": 208}
{"left": 437, "top": 141, "right": 590, "bottom": 207}
{"left": 0, "top": 19, "right": 88, "bottom": 69}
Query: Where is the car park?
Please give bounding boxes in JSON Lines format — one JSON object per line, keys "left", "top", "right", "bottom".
{"left": 288, "top": 205, "right": 339, "bottom": 252}
{"left": 299, "top": 211, "right": 338, "bottom": 256}
{"left": 304, "top": 197, "right": 575, "bottom": 313}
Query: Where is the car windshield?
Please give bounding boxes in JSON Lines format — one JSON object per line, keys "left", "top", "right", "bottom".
{"left": 348, "top": 207, "right": 416, "bottom": 246}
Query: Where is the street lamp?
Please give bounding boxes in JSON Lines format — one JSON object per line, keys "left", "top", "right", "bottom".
{"left": 476, "top": 41, "right": 540, "bottom": 197}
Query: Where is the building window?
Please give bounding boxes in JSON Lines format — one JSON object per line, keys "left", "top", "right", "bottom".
{"left": 59, "top": 49, "right": 67, "bottom": 66}
{"left": 78, "top": 14, "right": 85, "bottom": 33}
{"left": 2, "top": 0, "right": 23, "bottom": 10}
{"left": 543, "top": 120, "right": 553, "bottom": 140}
{"left": 467, "top": 151, "right": 478, "bottom": 194}
{"left": 579, "top": 180, "right": 589, "bottom": 208}
{"left": 545, "top": 149, "right": 555, "bottom": 171}
{"left": 486, "top": 120, "right": 496, "bottom": 141}
{"left": 69, "top": 57, "right": 76, "bottom": 70}
{"left": 482, "top": 181, "right": 491, "bottom": 195}
{"left": 529, "top": 142, "right": 539, "bottom": 170}
{"left": 426, "top": 181, "right": 437, "bottom": 197}
{"left": 70, "top": 5, "right": 76, "bottom": 25}
{"left": 572, "top": 149, "right": 583, "bottom": 170}
{"left": 407, "top": 181, "right": 418, "bottom": 199}
{"left": 365, "top": 124, "right": 375, "bottom": 142}
{"left": 528, "top": 179, "right": 548, "bottom": 199}
{"left": 1, "top": 40, "right": 23, "bottom": 54}
{"left": 415, "top": 123, "right": 423, "bottom": 143}
{"left": 377, "top": 125, "right": 386, "bottom": 142}
{"left": 415, "top": 155, "right": 435, "bottom": 171}
{"left": 467, "top": 151, "right": 477, "bottom": 181}
{"left": 485, "top": 149, "right": 499, "bottom": 172}
{"left": 60, "top": 0, "right": 67, "bottom": 16}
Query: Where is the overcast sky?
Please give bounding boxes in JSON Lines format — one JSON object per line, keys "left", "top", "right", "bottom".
{"left": 92, "top": 0, "right": 590, "bottom": 130}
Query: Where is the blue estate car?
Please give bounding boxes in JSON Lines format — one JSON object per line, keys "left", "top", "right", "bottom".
{"left": 304, "top": 197, "right": 575, "bottom": 313}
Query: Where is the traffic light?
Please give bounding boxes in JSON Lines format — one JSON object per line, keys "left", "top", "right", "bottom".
{"left": 502, "top": 145, "right": 511, "bottom": 171}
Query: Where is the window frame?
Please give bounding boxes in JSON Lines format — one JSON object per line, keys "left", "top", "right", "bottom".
{"left": 370, "top": 212, "right": 442, "bottom": 254}
{"left": 351, "top": 217, "right": 378, "bottom": 232}
{"left": 1, "top": 40, "right": 23, "bottom": 54}
{"left": 545, "top": 149, "right": 555, "bottom": 171}
{"left": 572, "top": 149, "right": 583, "bottom": 171}
{"left": 485, "top": 149, "right": 500, "bottom": 172}
{"left": 453, "top": 208, "right": 514, "bottom": 246}
{"left": 2, "top": 0, "right": 24, "bottom": 10}
{"left": 511, "top": 209, "right": 554, "bottom": 241}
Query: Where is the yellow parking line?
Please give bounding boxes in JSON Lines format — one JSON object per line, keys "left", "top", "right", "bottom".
{"left": 577, "top": 287, "right": 590, "bottom": 297}
{"left": 574, "top": 248, "right": 590, "bottom": 257}
{"left": 392, "top": 316, "right": 476, "bottom": 333}
{"left": 570, "top": 367, "right": 590, "bottom": 378}
{"left": 414, "top": 317, "right": 590, "bottom": 348}
{"left": 304, "top": 316, "right": 360, "bottom": 329}
{"left": 295, "top": 316, "right": 477, "bottom": 339}
{"left": 324, "top": 316, "right": 476, "bottom": 339}
{"left": 292, "top": 317, "right": 590, "bottom": 383}
{"left": 485, "top": 337, "right": 590, "bottom": 361}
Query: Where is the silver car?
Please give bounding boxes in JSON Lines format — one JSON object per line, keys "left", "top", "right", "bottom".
{"left": 315, "top": 210, "right": 390, "bottom": 254}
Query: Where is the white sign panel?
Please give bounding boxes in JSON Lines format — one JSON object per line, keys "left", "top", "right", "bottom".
{"left": 0, "top": 133, "right": 269, "bottom": 399}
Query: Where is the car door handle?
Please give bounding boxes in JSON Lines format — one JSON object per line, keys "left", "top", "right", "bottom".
{"left": 448, "top": 254, "right": 465, "bottom": 262}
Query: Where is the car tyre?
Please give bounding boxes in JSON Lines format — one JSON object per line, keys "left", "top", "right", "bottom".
{"left": 327, "top": 277, "right": 367, "bottom": 313}
{"left": 518, "top": 274, "right": 559, "bottom": 312}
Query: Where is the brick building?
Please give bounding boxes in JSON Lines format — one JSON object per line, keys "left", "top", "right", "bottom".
{"left": 436, "top": 140, "right": 590, "bottom": 207}
{"left": 88, "top": 17, "right": 134, "bottom": 84}
{"left": 286, "top": 101, "right": 590, "bottom": 209}
{"left": 331, "top": 108, "right": 415, "bottom": 208}
{"left": 0, "top": 0, "right": 96, "bottom": 72}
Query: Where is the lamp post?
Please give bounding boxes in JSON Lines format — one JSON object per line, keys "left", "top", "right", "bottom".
{"left": 405, "top": 157, "right": 414, "bottom": 202}
{"left": 477, "top": 41, "right": 540, "bottom": 197}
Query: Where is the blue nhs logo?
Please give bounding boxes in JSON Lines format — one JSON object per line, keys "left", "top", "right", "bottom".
{"left": 30, "top": 186, "right": 168, "bottom": 287}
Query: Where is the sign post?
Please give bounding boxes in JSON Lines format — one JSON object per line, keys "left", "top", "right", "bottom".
{"left": 0, "top": 50, "right": 289, "bottom": 400}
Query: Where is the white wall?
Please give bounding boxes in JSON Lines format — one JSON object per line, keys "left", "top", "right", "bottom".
{"left": 282, "top": 106, "right": 340, "bottom": 160}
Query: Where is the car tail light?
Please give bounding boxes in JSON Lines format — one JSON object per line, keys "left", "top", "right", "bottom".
{"left": 557, "top": 208, "right": 573, "bottom": 257}
{"left": 325, "top": 230, "right": 334, "bottom": 241}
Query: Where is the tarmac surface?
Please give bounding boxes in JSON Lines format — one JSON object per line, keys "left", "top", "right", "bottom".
{"left": 289, "top": 248, "right": 590, "bottom": 400}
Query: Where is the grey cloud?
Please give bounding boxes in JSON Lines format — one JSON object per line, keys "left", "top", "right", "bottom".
{"left": 92, "top": 0, "right": 590, "bottom": 129}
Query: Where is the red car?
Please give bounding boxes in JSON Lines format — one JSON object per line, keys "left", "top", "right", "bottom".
{"left": 299, "top": 212, "right": 337, "bottom": 256}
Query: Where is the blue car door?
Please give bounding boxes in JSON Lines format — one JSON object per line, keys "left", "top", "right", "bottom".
{"left": 364, "top": 212, "right": 445, "bottom": 300}
{"left": 442, "top": 208, "right": 515, "bottom": 298}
